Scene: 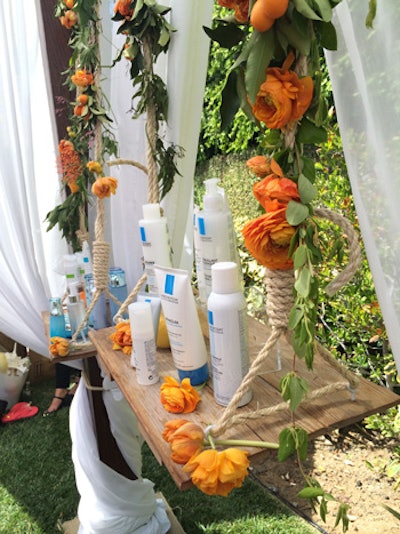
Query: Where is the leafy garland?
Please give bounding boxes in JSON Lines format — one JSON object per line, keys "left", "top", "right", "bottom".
{"left": 46, "top": 0, "right": 118, "bottom": 251}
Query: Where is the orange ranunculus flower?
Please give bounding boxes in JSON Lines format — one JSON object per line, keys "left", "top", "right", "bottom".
{"left": 183, "top": 447, "right": 250, "bottom": 496}
{"left": 114, "top": 0, "right": 134, "bottom": 18}
{"left": 165, "top": 421, "right": 204, "bottom": 464}
{"left": 49, "top": 337, "right": 70, "bottom": 357}
{"left": 92, "top": 177, "right": 118, "bottom": 199}
{"left": 87, "top": 161, "right": 103, "bottom": 174}
{"left": 242, "top": 208, "right": 295, "bottom": 270}
{"left": 160, "top": 376, "right": 201, "bottom": 414}
{"left": 218, "top": 0, "right": 249, "bottom": 22}
{"left": 246, "top": 156, "right": 283, "bottom": 178}
{"left": 71, "top": 69, "right": 94, "bottom": 88}
{"left": 59, "top": 9, "right": 78, "bottom": 29}
{"left": 252, "top": 67, "right": 313, "bottom": 129}
{"left": 162, "top": 418, "right": 191, "bottom": 442}
{"left": 253, "top": 176, "right": 300, "bottom": 212}
{"left": 109, "top": 321, "right": 132, "bottom": 355}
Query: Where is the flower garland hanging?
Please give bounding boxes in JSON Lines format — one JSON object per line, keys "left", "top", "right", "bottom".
{"left": 46, "top": 0, "right": 118, "bottom": 252}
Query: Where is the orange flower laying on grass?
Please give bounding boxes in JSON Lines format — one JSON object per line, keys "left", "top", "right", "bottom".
{"left": 242, "top": 208, "right": 295, "bottom": 270}
{"left": 253, "top": 175, "right": 300, "bottom": 211}
{"left": 71, "top": 69, "right": 94, "bottom": 88}
{"left": 160, "top": 376, "right": 201, "bottom": 414}
{"left": 57, "top": 139, "right": 82, "bottom": 194}
{"left": 252, "top": 67, "right": 313, "bottom": 129}
{"left": 162, "top": 420, "right": 204, "bottom": 464}
{"left": 183, "top": 448, "right": 250, "bottom": 496}
{"left": 49, "top": 337, "right": 70, "bottom": 357}
{"left": 92, "top": 177, "right": 118, "bottom": 199}
{"left": 109, "top": 321, "right": 132, "bottom": 355}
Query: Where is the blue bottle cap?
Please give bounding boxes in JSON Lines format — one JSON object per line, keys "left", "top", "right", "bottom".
{"left": 177, "top": 363, "right": 209, "bottom": 386}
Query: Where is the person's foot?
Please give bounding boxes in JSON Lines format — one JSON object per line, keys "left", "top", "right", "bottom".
{"left": 43, "top": 388, "right": 69, "bottom": 416}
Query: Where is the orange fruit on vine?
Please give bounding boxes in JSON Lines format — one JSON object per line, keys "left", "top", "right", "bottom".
{"left": 73, "top": 104, "right": 83, "bottom": 116}
{"left": 250, "top": 0, "right": 275, "bottom": 32}
{"left": 77, "top": 94, "right": 89, "bottom": 105}
{"left": 261, "top": 0, "right": 289, "bottom": 20}
{"left": 64, "top": 0, "right": 74, "bottom": 8}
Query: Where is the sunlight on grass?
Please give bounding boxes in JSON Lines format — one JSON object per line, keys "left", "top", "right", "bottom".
{"left": 0, "top": 485, "right": 42, "bottom": 534}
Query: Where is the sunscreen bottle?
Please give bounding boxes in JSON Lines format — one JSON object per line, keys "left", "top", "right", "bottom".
{"left": 139, "top": 203, "right": 172, "bottom": 294}
{"left": 197, "top": 179, "right": 232, "bottom": 298}
{"left": 129, "top": 301, "right": 159, "bottom": 385}
{"left": 207, "top": 261, "right": 252, "bottom": 407}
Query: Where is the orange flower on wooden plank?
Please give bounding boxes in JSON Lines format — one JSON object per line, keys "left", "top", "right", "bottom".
{"left": 160, "top": 376, "right": 201, "bottom": 414}
{"left": 163, "top": 420, "right": 204, "bottom": 464}
{"left": 49, "top": 337, "right": 70, "bottom": 357}
{"left": 109, "top": 321, "right": 132, "bottom": 355}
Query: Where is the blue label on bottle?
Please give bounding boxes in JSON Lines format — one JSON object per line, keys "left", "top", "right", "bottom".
{"left": 140, "top": 226, "right": 146, "bottom": 242}
{"left": 208, "top": 310, "right": 214, "bottom": 326}
{"left": 164, "top": 274, "right": 175, "bottom": 295}
{"left": 198, "top": 217, "right": 206, "bottom": 236}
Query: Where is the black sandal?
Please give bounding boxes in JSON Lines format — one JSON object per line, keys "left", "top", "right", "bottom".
{"left": 42, "top": 394, "right": 73, "bottom": 416}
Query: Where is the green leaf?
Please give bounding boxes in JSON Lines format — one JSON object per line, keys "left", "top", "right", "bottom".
{"left": 295, "top": 427, "right": 309, "bottom": 460}
{"left": 278, "top": 428, "right": 296, "bottom": 462}
{"left": 245, "top": 30, "right": 275, "bottom": 104}
{"left": 293, "top": 0, "right": 332, "bottom": 22}
{"left": 298, "top": 173, "right": 317, "bottom": 204}
{"left": 276, "top": 19, "right": 311, "bottom": 56}
{"left": 313, "top": 0, "right": 332, "bottom": 22}
{"left": 203, "top": 23, "right": 245, "bottom": 48}
{"left": 365, "top": 0, "right": 377, "bottom": 29}
{"left": 293, "top": 244, "right": 308, "bottom": 270}
{"left": 297, "top": 118, "right": 328, "bottom": 144}
{"left": 315, "top": 21, "right": 338, "bottom": 50}
{"left": 221, "top": 70, "right": 241, "bottom": 130}
{"left": 293, "top": 0, "right": 322, "bottom": 20}
{"left": 297, "top": 487, "right": 325, "bottom": 499}
{"left": 300, "top": 156, "right": 316, "bottom": 182}
{"left": 286, "top": 201, "right": 309, "bottom": 225}
{"left": 288, "top": 305, "right": 304, "bottom": 329}
{"left": 280, "top": 372, "right": 309, "bottom": 412}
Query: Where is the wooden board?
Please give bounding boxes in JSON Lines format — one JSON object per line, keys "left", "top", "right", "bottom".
{"left": 90, "top": 316, "right": 400, "bottom": 491}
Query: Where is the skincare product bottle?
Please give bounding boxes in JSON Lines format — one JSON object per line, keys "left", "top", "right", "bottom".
{"left": 137, "top": 292, "right": 161, "bottom": 339}
{"left": 84, "top": 273, "right": 108, "bottom": 330}
{"left": 129, "top": 301, "right": 159, "bottom": 385}
{"left": 197, "top": 179, "right": 232, "bottom": 298}
{"left": 207, "top": 261, "right": 252, "bottom": 407}
{"left": 154, "top": 265, "right": 209, "bottom": 386}
{"left": 108, "top": 266, "right": 128, "bottom": 322}
{"left": 139, "top": 203, "right": 172, "bottom": 294}
{"left": 49, "top": 297, "right": 67, "bottom": 338}
{"left": 67, "top": 282, "right": 88, "bottom": 341}
{"left": 193, "top": 205, "right": 208, "bottom": 306}
{"left": 64, "top": 254, "right": 86, "bottom": 305}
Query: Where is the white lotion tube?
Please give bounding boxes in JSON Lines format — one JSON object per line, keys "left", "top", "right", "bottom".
{"left": 128, "top": 301, "right": 159, "bottom": 385}
{"left": 139, "top": 203, "right": 172, "bottom": 293}
{"left": 197, "top": 179, "right": 233, "bottom": 298}
{"left": 137, "top": 292, "right": 161, "bottom": 339}
{"left": 207, "top": 262, "right": 252, "bottom": 407}
{"left": 154, "top": 265, "right": 209, "bottom": 386}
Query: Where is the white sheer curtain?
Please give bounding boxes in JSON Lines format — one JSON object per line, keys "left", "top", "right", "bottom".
{"left": 0, "top": 0, "right": 68, "bottom": 356}
{"left": 326, "top": 1, "right": 400, "bottom": 372}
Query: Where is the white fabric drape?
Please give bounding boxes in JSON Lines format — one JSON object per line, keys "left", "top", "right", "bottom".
{"left": 326, "top": 1, "right": 400, "bottom": 372}
{"left": 0, "top": 0, "right": 68, "bottom": 356}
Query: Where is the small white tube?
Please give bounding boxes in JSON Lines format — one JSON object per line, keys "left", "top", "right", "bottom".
{"left": 154, "top": 265, "right": 209, "bottom": 386}
{"left": 137, "top": 292, "right": 161, "bottom": 338}
{"left": 128, "top": 301, "right": 159, "bottom": 386}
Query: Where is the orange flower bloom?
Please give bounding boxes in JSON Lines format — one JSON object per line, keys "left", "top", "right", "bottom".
{"left": 49, "top": 337, "right": 70, "bottom": 357}
{"left": 71, "top": 69, "right": 94, "bottom": 88}
{"left": 59, "top": 9, "right": 78, "bottom": 29}
{"left": 183, "top": 448, "right": 250, "bottom": 496}
{"left": 242, "top": 209, "right": 295, "bottom": 270}
{"left": 57, "top": 139, "right": 82, "bottom": 193}
{"left": 92, "top": 177, "right": 118, "bottom": 199}
{"left": 164, "top": 421, "right": 204, "bottom": 464}
{"left": 217, "top": 0, "right": 249, "bottom": 22}
{"left": 109, "top": 321, "right": 132, "bottom": 355}
{"left": 114, "top": 0, "right": 134, "bottom": 18}
{"left": 252, "top": 67, "right": 313, "bottom": 129}
{"left": 160, "top": 376, "right": 201, "bottom": 414}
{"left": 246, "top": 156, "right": 283, "bottom": 178}
{"left": 87, "top": 161, "right": 103, "bottom": 174}
{"left": 253, "top": 176, "right": 300, "bottom": 211}
{"left": 162, "top": 418, "right": 191, "bottom": 442}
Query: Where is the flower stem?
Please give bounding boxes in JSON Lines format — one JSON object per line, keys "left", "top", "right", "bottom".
{"left": 206, "top": 439, "right": 279, "bottom": 450}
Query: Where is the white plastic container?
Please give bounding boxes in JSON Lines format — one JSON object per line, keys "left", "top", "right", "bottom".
{"left": 207, "top": 261, "right": 252, "bottom": 407}
{"left": 128, "top": 301, "right": 159, "bottom": 385}
{"left": 137, "top": 292, "right": 161, "bottom": 339}
{"left": 139, "top": 203, "right": 172, "bottom": 294}
{"left": 197, "top": 179, "right": 233, "bottom": 298}
{"left": 67, "top": 282, "right": 88, "bottom": 341}
{"left": 154, "top": 265, "right": 209, "bottom": 386}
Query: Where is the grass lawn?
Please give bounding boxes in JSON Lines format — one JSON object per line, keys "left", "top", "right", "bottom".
{"left": 0, "top": 378, "right": 318, "bottom": 534}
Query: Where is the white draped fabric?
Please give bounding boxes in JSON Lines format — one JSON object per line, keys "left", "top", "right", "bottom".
{"left": 325, "top": 1, "right": 400, "bottom": 371}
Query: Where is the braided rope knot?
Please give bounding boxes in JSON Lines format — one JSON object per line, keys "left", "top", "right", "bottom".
{"left": 92, "top": 241, "right": 110, "bottom": 290}
{"left": 264, "top": 268, "right": 294, "bottom": 330}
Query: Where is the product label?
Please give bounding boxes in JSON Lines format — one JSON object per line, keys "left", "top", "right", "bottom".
{"left": 139, "top": 226, "right": 147, "bottom": 243}
{"left": 198, "top": 217, "right": 206, "bottom": 236}
{"left": 132, "top": 337, "right": 159, "bottom": 385}
{"left": 164, "top": 274, "right": 175, "bottom": 295}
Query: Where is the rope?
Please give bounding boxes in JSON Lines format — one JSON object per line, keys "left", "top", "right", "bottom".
{"left": 106, "top": 158, "right": 148, "bottom": 175}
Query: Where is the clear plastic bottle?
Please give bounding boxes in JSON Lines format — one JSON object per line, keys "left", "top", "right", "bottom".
{"left": 129, "top": 301, "right": 159, "bottom": 385}
{"left": 49, "top": 297, "right": 67, "bottom": 338}
{"left": 67, "top": 283, "right": 88, "bottom": 341}
{"left": 207, "top": 261, "right": 252, "bottom": 407}
{"left": 108, "top": 267, "right": 128, "bottom": 321}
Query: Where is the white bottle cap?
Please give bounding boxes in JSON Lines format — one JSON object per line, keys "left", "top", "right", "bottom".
{"left": 128, "top": 302, "right": 154, "bottom": 335}
{"left": 142, "top": 203, "right": 161, "bottom": 220}
{"left": 211, "top": 262, "right": 240, "bottom": 294}
{"left": 204, "top": 178, "right": 223, "bottom": 212}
